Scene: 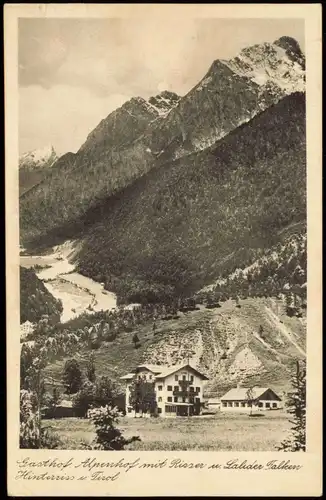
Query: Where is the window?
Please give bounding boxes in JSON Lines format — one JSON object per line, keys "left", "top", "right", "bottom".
{"left": 265, "top": 402, "right": 270, "bottom": 408}
{"left": 167, "top": 385, "right": 172, "bottom": 391}
{"left": 158, "top": 408, "right": 162, "bottom": 414}
{"left": 196, "top": 387, "right": 200, "bottom": 393}
{"left": 241, "top": 402, "right": 246, "bottom": 407}
{"left": 272, "top": 402, "right": 277, "bottom": 408}
{"left": 174, "top": 386, "right": 179, "bottom": 391}
{"left": 166, "top": 405, "right": 177, "bottom": 413}
{"left": 175, "top": 375, "right": 178, "bottom": 381}
{"left": 196, "top": 397, "right": 200, "bottom": 403}
{"left": 158, "top": 397, "right": 162, "bottom": 402}
{"left": 258, "top": 402, "right": 263, "bottom": 408}
{"left": 182, "top": 375, "right": 186, "bottom": 381}
{"left": 174, "top": 396, "right": 178, "bottom": 403}
{"left": 168, "top": 397, "right": 172, "bottom": 402}
{"left": 222, "top": 401, "right": 227, "bottom": 407}
{"left": 189, "top": 397, "right": 194, "bottom": 404}
{"left": 182, "top": 397, "right": 186, "bottom": 403}
{"left": 128, "top": 408, "right": 132, "bottom": 413}
{"left": 235, "top": 402, "right": 239, "bottom": 407}
{"left": 190, "top": 375, "right": 194, "bottom": 382}
{"left": 190, "top": 386, "right": 194, "bottom": 392}
{"left": 149, "top": 375, "right": 152, "bottom": 380}
{"left": 227, "top": 402, "right": 232, "bottom": 407}
{"left": 158, "top": 385, "right": 163, "bottom": 391}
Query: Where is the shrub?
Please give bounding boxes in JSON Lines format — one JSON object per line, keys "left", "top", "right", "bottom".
{"left": 20, "top": 389, "right": 62, "bottom": 449}
{"left": 88, "top": 405, "right": 140, "bottom": 450}
{"left": 20, "top": 390, "right": 40, "bottom": 449}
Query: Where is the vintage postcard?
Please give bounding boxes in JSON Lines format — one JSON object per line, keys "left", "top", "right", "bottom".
{"left": 5, "top": 3, "right": 322, "bottom": 497}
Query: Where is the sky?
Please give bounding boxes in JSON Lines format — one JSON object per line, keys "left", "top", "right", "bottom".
{"left": 19, "top": 18, "right": 305, "bottom": 156}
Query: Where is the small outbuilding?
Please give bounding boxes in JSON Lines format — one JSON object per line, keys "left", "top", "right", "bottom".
{"left": 41, "top": 400, "right": 76, "bottom": 419}
{"left": 220, "top": 387, "right": 282, "bottom": 412}
{"left": 206, "top": 397, "right": 221, "bottom": 411}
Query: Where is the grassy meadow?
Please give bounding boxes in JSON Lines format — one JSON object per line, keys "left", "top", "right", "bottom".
{"left": 42, "top": 410, "right": 290, "bottom": 451}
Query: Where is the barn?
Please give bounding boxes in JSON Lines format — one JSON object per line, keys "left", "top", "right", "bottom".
{"left": 220, "top": 387, "right": 282, "bottom": 412}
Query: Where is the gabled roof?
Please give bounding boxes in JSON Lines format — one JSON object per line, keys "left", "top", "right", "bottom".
{"left": 155, "top": 364, "right": 209, "bottom": 380}
{"left": 120, "top": 363, "right": 209, "bottom": 381}
{"left": 132, "top": 364, "right": 164, "bottom": 374}
{"left": 120, "top": 373, "right": 135, "bottom": 380}
{"left": 220, "top": 387, "right": 281, "bottom": 401}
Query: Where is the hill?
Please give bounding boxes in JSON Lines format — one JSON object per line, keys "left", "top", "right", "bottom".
{"left": 20, "top": 37, "right": 305, "bottom": 246}
{"left": 69, "top": 92, "right": 305, "bottom": 303}
{"left": 42, "top": 297, "right": 305, "bottom": 396}
{"left": 20, "top": 266, "right": 63, "bottom": 324}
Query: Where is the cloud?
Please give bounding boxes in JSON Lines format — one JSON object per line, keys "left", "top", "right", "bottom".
{"left": 19, "top": 85, "right": 130, "bottom": 155}
{"left": 18, "top": 18, "right": 305, "bottom": 154}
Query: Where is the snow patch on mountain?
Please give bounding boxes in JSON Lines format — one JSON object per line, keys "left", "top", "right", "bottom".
{"left": 146, "top": 91, "right": 181, "bottom": 118}
{"left": 19, "top": 145, "right": 58, "bottom": 170}
{"left": 222, "top": 40, "right": 305, "bottom": 96}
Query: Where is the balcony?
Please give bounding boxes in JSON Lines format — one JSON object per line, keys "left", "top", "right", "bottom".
{"left": 173, "top": 387, "right": 199, "bottom": 397}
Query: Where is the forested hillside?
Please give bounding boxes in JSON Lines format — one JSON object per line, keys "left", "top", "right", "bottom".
{"left": 73, "top": 93, "right": 306, "bottom": 303}
{"left": 20, "top": 266, "right": 63, "bottom": 324}
{"left": 20, "top": 38, "right": 304, "bottom": 247}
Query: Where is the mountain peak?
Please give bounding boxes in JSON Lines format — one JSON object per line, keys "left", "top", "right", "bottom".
{"left": 220, "top": 37, "right": 305, "bottom": 94}
{"left": 19, "top": 144, "right": 58, "bottom": 170}
{"left": 147, "top": 90, "right": 181, "bottom": 117}
{"left": 273, "top": 36, "right": 302, "bottom": 54}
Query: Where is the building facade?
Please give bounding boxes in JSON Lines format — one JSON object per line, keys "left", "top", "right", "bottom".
{"left": 220, "top": 387, "right": 282, "bottom": 412}
{"left": 121, "top": 363, "right": 209, "bottom": 417}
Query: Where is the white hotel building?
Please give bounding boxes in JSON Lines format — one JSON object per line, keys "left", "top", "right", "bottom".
{"left": 120, "top": 363, "right": 209, "bottom": 417}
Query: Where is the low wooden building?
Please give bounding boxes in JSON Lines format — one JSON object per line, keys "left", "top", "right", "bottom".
{"left": 220, "top": 387, "right": 282, "bottom": 412}
{"left": 41, "top": 400, "right": 76, "bottom": 419}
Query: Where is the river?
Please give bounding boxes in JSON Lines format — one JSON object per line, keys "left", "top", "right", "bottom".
{"left": 20, "top": 241, "right": 117, "bottom": 323}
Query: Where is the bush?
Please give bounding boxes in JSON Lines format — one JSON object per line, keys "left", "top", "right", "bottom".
{"left": 20, "top": 390, "right": 40, "bottom": 449}
{"left": 20, "top": 389, "right": 62, "bottom": 449}
{"left": 73, "top": 376, "right": 121, "bottom": 418}
{"left": 88, "top": 405, "right": 140, "bottom": 450}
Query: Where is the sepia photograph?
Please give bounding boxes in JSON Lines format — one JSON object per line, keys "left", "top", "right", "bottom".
{"left": 17, "top": 15, "right": 308, "bottom": 455}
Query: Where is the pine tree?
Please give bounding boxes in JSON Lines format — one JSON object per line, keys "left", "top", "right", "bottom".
{"left": 86, "top": 352, "right": 96, "bottom": 383}
{"left": 62, "top": 359, "right": 83, "bottom": 394}
{"left": 278, "top": 360, "right": 306, "bottom": 451}
{"left": 132, "top": 332, "right": 140, "bottom": 349}
{"left": 129, "top": 378, "right": 157, "bottom": 415}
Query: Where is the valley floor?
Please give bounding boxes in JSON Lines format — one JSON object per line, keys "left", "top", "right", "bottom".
{"left": 42, "top": 410, "right": 290, "bottom": 451}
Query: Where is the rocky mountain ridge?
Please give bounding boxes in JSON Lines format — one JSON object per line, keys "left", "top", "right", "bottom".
{"left": 20, "top": 37, "right": 305, "bottom": 247}
{"left": 19, "top": 145, "right": 59, "bottom": 196}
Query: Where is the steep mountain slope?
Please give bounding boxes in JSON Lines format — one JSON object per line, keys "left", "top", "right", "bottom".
{"left": 20, "top": 37, "right": 305, "bottom": 246}
{"left": 43, "top": 297, "right": 305, "bottom": 396}
{"left": 20, "top": 266, "right": 63, "bottom": 324}
{"left": 19, "top": 145, "right": 58, "bottom": 195}
{"left": 197, "top": 222, "right": 306, "bottom": 305}
{"left": 72, "top": 92, "right": 306, "bottom": 303}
